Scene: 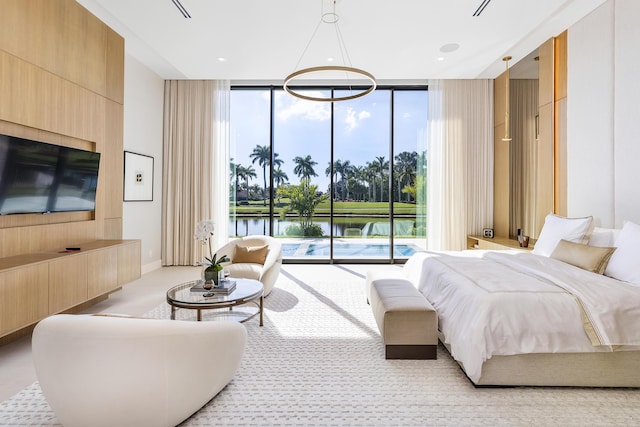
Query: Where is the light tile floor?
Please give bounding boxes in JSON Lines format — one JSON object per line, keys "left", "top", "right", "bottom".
{"left": 0, "top": 263, "right": 398, "bottom": 402}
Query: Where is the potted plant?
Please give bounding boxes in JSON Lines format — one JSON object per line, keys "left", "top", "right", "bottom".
{"left": 201, "top": 253, "right": 230, "bottom": 287}
{"left": 194, "top": 220, "right": 230, "bottom": 288}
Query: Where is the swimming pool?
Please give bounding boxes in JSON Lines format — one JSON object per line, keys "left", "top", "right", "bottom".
{"left": 282, "top": 242, "right": 421, "bottom": 258}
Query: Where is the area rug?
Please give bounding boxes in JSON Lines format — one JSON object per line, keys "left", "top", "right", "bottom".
{"left": 1, "top": 265, "right": 639, "bottom": 426}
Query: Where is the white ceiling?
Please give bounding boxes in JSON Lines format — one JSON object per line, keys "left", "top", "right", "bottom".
{"left": 76, "top": 0, "right": 605, "bottom": 83}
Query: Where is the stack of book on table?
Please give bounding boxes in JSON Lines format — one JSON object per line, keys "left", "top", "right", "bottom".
{"left": 190, "top": 279, "right": 236, "bottom": 294}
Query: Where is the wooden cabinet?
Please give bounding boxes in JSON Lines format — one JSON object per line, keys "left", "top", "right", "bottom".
{"left": 467, "top": 235, "right": 534, "bottom": 251}
{"left": 0, "top": 264, "right": 48, "bottom": 337}
{"left": 0, "top": 240, "right": 140, "bottom": 340}
{"left": 87, "top": 247, "right": 118, "bottom": 300}
{"left": 117, "top": 242, "right": 141, "bottom": 286}
{"left": 49, "top": 255, "right": 88, "bottom": 314}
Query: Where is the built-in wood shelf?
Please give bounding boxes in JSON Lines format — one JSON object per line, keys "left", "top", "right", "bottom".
{"left": 467, "top": 235, "right": 535, "bottom": 252}
{"left": 0, "top": 240, "right": 141, "bottom": 342}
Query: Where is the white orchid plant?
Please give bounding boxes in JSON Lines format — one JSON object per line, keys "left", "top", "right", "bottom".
{"left": 194, "top": 220, "right": 229, "bottom": 271}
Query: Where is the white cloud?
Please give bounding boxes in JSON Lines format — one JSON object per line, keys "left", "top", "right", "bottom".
{"left": 344, "top": 107, "right": 371, "bottom": 131}
{"left": 274, "top": 92, "right": 330, "bottom": 122}
{"left": 358, "top": 110, "right": 371, "bottom": 120}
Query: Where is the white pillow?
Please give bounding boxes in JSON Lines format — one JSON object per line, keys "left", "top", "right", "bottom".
{"left": 604, "top": 221, "right": 640, "bottom": 285}
{"left": 532, "top": 214, "right": 594, "bottom": 257}
{"left": 588, "top": 227, "right": 617, "bottom": 247}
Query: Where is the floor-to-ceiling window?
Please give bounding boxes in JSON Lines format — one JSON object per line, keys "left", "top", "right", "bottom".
{"left": 392, "top": 89, "right": 428, "bottom": 261}
{"left": 230, "top": 86, "right": 427, "bottom": 263}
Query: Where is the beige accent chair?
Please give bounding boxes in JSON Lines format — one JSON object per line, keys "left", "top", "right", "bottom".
{"left": 214, "top": 235, "right": 283, "bottom": 296}
{"left": 32, "top": 314, "right": 247, "bottom": 427}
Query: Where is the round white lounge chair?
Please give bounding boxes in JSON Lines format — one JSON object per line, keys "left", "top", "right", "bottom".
{"left": 214, "top": 235, "right": 283, "bottom": 296}
{"left": 32, "top": 314, "right": 247, "bottom": 427}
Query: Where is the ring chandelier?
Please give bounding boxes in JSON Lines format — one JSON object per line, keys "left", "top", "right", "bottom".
{"left": 283, "top": 1, "right": 376, "bottom": 102}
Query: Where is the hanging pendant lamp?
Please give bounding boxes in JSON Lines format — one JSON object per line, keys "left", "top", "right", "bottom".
{"left": 502, "top": 56, "right": 512, "bottom": 142}
{"left": 283, "top": 0, "right": 376, "bottom": 102}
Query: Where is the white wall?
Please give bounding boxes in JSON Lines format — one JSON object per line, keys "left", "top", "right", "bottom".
{"left": 123, "top": 53, "right": 164, "bottom": 273}
{"left": 567, "top": 0, "right": 640, "bottom": 228}
{"left": 613, "top": 0, "right": 640, "bottom": 226}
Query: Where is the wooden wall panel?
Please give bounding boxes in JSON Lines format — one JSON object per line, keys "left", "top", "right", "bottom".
{"left": 554, "top": 99, "right": 568, "bottom": 216}
{"left": 0, "top": 0, "right": 109, "bottom": 98}
{"left": 106, "top": 29, "right": 125, "bottom": 104}
{"left": 554, "top": 32, "right": 568, "bottom": 216}
{"left": 49, "top": 254, "right": 88, "bottom": 313}
{"left": 0, "top": 264, "right": 49, "bottom": 336}
{"left": 554, "top": 32, "right": 568, "bottom": 101}
{"left": 539, "top": 40, "right": 555, "bottom": 108}
{"left": 536, "top": 104, "right": 555, "bottom": 235}
{"left": 534, "top": 38, "right": 556, "bottom": 237}
{"left": 0, "top": 51, "right": 107, "bottom": 147}
{"left": 0, "top": 0, "right": 125, "bottom": 260}
{"left": 104, "top": 218, "right": 123, "bottom": 240}
{"left": 104, "top": 101, "right": 124, "bottom": 221}
{"left": 0, "top": 221, "right": 99, "bottom": 258}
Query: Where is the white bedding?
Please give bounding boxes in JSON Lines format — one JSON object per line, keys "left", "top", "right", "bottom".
{"left": 408, "top": 250, "right": 640, "bottom": 382}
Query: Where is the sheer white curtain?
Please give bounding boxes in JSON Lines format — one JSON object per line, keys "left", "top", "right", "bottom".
{"left": 162, "top": 80, "right": 230, "bottom": 266}
{"left": 212, "top": 81, "right": 230, "bottom": 250}
{"left": 427, "top": 80, "right": 494, "bottom": 251}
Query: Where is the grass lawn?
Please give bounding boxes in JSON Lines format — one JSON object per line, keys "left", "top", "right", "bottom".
{"left": 232, "top": 200, "right": 418, "bottom": 216}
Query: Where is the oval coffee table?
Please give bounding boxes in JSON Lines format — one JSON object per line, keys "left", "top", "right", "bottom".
{"left": 166, "top": 278, "right": 264, "bottom": 326}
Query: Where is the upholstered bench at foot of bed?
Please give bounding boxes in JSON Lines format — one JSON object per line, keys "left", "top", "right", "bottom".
{"left": 368, "top": 276, "right": 438, "bottom": 360}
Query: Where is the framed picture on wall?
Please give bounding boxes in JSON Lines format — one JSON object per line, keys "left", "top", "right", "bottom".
{"left": 124, "top": 151, "right": 154, "bottom": 201}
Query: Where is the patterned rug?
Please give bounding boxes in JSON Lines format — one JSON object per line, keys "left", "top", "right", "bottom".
{"left": 1, "top": 265, "right": 639, "bottom": 426}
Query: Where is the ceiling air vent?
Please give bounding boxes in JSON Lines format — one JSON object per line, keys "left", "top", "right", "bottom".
{"left": 171, "top": 0, "right": 191, "bottom": 18}
{"left": 473, "top": 0, "right": 492, "bottom": 17}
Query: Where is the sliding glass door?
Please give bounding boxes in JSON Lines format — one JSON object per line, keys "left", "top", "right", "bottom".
{"left": 272, "top": 89, "right": 331, "bottom": 261}
{"left": 229, "top": 86, "right": 427, "bottom": 263}
{"left": 332, "top": 89, "right": 392, "bottom": 260}
{"left": 392, "top": 90, "right": 428, "bottom": 260}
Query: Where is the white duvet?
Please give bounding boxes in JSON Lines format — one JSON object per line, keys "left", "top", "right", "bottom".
{"left": 407, "top": 250, "right": 640, "bottom": 382}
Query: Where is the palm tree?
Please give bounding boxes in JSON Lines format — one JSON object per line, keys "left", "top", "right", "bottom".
{"left": 229, "top": 157, "right": 237, "bottom": 199}
{"left": 373, "top": 156, "right": 389, "bottom": 202}
{"left": 336, "top": 159, "right": 352, "bottom": 201}
{"left": 234, "top": 163, "right": 245, "bottom": 202}
{"left": 351, "top": 165, "right": 366, "bottom": 201}
{"left": 347, "top": 176, "right": 367, "bottom": 201}
{"left": 365, "top": 162, "right": 377, "bottom": 202}
{"left": 250, "top": 145, "right": 277, "bottom": 206}
{"left": 394, "top": 151, "right": 418, "bottom": 202}
{"left": 325, "top": 159, "right": 353, "bottom": 201}
{"left": 293, "top": 155, "right": 318, "bottom": 185}
{"left": 325, "top": 161, "right": 339, "bottom": 200}
{"left": 235, "top": 164, "right": 256, "bottom": 202}
{"left": 273, "top": 167, "right": 288, "bottom": 206}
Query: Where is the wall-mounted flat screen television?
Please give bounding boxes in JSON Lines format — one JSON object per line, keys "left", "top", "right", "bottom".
{"left": 0, "top": 134, "right": 100, "bottom": 215}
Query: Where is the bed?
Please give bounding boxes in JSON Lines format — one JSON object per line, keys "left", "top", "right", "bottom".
{"left": 405, "top": 215, "right": 640, "bottom": 387}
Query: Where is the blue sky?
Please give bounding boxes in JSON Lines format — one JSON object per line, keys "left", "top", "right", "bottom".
{"left": 230, "top": 88, "right": 427, "bottom": 192}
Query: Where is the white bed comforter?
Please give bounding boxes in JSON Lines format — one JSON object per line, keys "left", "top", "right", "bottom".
{"left": 407, "top": 250, "right": 640, "bottom": 382}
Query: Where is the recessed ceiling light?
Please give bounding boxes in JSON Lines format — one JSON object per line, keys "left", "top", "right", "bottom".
{"left": 437, "top": 57, "right": 445, "bottom": 62}
{"left": 327, "top": 57, "right": 335, "bottom": 62}
{"left": 439, "top": 43, "right": 460, "bottom": 53}
{"left": 217, "top": 57, "right": 227, "bottom": 62}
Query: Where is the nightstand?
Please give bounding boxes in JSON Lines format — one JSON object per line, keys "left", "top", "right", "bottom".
{"left": 467, "top": 235, "right": 534, "bottom": 251}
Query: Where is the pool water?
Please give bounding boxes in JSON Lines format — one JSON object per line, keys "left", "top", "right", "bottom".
{"left": 282, "top": 242, "right": 420, "bottom": 257}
